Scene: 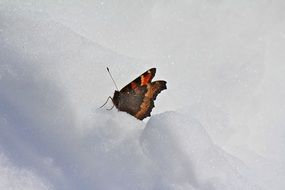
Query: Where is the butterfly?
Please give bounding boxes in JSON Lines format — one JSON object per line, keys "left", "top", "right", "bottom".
{"left": 101, "top": 68, "right": 167, "bottom": 120}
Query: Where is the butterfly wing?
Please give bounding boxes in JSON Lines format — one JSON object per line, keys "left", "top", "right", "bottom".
{"left": 113, "top": 86, "right": 147, "bottom": 117}
{"left": 134, "top": 80, "right": 167, "bottom": 120}
{"left": 120, "top": 68, "right": 156, "bottom": 93}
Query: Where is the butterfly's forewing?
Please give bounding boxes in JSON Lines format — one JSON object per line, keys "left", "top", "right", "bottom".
{"left": 120, "top": 68, "right": 156, "bottom": 93}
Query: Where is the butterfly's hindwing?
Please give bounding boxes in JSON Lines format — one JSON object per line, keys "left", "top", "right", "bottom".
{"left": 135, "top": 80, "right": 167, "bottom": 120}
{"left": 113, "top": 86, "right": 147, "bottom": 116}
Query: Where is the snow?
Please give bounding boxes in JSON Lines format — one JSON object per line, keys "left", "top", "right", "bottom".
{"left": 1, "top": 0, "right": 285, "bottom": 189}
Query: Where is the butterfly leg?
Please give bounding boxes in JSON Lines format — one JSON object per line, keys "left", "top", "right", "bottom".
{"left": 106, "top": 104, "right": 115, "bottom": 110}
{"left": 99, "top": 96, "right": 112, "bottom": 108}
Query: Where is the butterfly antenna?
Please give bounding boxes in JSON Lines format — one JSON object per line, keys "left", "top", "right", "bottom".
{"left": 107, "top": 67, "right": 119, "bottom": 91}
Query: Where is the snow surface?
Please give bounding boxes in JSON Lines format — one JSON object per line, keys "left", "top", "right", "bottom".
{"left": 1, "top": 0, "right": 285, "bottom": 189}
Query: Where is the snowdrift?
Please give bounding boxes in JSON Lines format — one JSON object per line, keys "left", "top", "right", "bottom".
{"left": 1, "top": 1, "right": 285, "bottom": 190}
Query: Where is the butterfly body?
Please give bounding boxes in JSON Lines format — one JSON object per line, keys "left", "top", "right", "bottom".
{"left": 112, "top": 68, "right": 167, "bottom": 120}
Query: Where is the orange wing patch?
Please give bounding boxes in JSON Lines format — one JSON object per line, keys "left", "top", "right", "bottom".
{"left": 141, "top": 72, "right": 152, "bottom": 85}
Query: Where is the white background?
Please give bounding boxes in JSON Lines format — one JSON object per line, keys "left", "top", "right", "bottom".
{"left": 0, "top": 1, "right": 285, "bottom": 189}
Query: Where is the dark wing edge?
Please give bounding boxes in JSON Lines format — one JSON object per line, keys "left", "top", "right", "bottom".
{"left": 120, "top": 68, "right": 156, "bottom": 92}
{"left": 135, "top": 80, "right": 167, "bottom": 120}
